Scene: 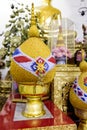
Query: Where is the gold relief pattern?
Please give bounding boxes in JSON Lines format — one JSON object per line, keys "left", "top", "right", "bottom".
{"left": 18, "top": 124, "right": 77, "bottom": 130}
{"left": 51, "top": 65, "right": 80, "bottom": 112}
{"left": 0, "top": 80, "right": 12, "bottom": 111}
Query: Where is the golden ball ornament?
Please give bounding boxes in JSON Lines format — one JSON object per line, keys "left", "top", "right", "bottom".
{"left": 10, "top": 37, "right": 56, "bottom": 84}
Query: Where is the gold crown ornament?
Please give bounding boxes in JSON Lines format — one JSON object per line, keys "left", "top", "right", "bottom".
{"left": 10, "top": 3, "right": 56, "bottom": 118}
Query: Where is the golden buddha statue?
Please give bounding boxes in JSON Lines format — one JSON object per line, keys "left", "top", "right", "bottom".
{"left": 37, "top": 0, "right": 61, "bottom": 25}
{"left": 35, "top": 0, "right": 61, "bottom": 49}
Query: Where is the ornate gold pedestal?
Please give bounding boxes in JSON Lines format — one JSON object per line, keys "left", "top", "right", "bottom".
{"left": 18, "top": 82, "right": 50, "bottom": 117}
{"left": 22, "top": 96, "right": 45, "bottom": 117}
{"left": 75, "top": 108, "right": 87, "bottom": 130}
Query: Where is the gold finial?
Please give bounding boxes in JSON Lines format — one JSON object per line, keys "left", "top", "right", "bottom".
{"left": 30, "top": 3, "right": 36, "bottom": 26}
{"left": 28, "top": 3, "right": 40, "bottom": 37}
{"left": 57, "top": 26, "right": 64, "bottom": 46}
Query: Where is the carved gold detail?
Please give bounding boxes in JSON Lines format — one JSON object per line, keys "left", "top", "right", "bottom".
{"left": 51, "top": 65, "right": 80, "bottom": 112}
{"left": 18, "top": 124, "right": 77, "bottom": 130}
{"left": 0, "top": 80, "right": 12, "bottom": 111}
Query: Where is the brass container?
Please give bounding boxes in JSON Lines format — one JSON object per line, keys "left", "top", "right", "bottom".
{"left": 74, "top": 108, "right": 87, "bottom": 130}
{"left": 18, "top": 82, "right": 50, "bottom": 117}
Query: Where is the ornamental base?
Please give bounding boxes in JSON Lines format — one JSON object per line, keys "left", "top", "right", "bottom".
{"left": 74, "top": 108, "right": 87, "bottom": 130}
{"left": 77, "top": 120, "right": 87, "bottom": 130}
{"left": 22, "top": 96, "right": 45, "bottom": 118}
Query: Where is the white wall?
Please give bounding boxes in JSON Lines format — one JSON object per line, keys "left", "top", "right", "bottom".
{"left": 0, "top": 0, "right": 87, "bottom": 47}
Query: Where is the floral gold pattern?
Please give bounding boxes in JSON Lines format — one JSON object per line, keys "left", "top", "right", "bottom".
{"left": 18, "top": 124, "right": 77, "bottom": 130}
{"left": 51, "top": 65, "right": 80, "bottom": 112}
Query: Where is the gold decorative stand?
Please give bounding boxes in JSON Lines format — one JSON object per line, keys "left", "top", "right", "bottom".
{"left": 18, "top": 82, "right": 50, "bottom": 117}
{"left": 51, "top": 65, "right": 80, "bottom": 113}
{"left": 22, "top": 96, "right": 45, "bottom": 117}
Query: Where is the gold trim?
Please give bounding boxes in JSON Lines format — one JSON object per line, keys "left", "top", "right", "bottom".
{"left": 18, "top": 124, "right": 77, "bottom": 130}
{"left": 12, "top": 95, "right": 49, "bottom": 103}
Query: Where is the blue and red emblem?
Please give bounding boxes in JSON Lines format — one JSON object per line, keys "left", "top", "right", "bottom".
{"left": 12, "top": 48, "right": 56, "bottom": 77}
{"left": 72, "top": 78, "right": 87, "bottom": 104}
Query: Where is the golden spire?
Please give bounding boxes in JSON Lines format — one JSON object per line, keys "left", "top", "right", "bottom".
{"left": 30, "top": 3, "right": 36, "bottom": 26}
{"left": 57, "top": 26, "right": 64, "bottom": 46}
{"left": 28, "top": 3, "right": 40, "bottom": 37}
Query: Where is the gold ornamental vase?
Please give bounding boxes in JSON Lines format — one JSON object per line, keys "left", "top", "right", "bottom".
{"left": 69, "top": 49, "right": 87, "bottom": 130}
{"left": 18, "top": 82, "right": 50, "bottom": 117}
{"left": 10, "top": 3, "right": 56, "bottom": 118}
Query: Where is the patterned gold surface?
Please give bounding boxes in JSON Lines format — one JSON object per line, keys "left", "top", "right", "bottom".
{"left": 0, "top": 80, "right": 12, "bottom": 111}
{"left": 18, "top": 124, "right": 77, "bottom": 130}
{"left": 51, "top": 64, "right": 80, "bottom": 112}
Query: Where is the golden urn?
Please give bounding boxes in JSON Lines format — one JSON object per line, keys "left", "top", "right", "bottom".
{"left": 10, "top": 3, "right": 56, "bottom": 117}
{"left": 69, "top": 49, "right": 87, "bottom": 130}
